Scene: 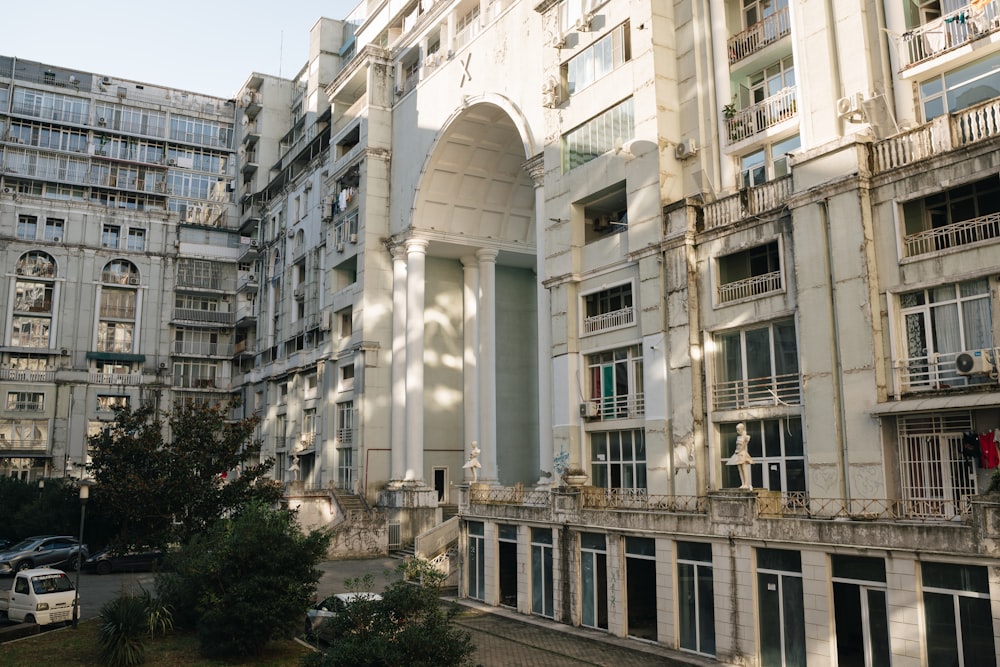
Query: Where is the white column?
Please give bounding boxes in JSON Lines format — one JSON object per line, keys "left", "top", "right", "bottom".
{"left": 523, "top": 155, "right": 553, "bottom": 486}
{"left": 461, "top": 255, "right": 480, "bottom": 481}
{"left": 389, "top": 246, "right": 407, "bottom": 482}
{"left": 476, "top": 248, "right": 498, "bottom": 482}
{"left": 405, "top": 239, "right": 429, "bottom": 482}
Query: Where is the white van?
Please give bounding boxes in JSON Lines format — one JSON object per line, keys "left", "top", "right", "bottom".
{"left": 0, "top": 567, "right": 78, "bottom": 626}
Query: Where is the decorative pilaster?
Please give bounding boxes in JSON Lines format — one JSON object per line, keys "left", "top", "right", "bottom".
{"left": 476, "top": 248, "right": 498, "bottom": 483}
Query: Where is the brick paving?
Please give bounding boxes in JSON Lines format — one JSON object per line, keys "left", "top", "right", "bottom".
{"left": 450, "top": 600, "right": 708, "bottom": 667}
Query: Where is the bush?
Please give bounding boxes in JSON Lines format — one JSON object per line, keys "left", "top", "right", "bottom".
{"left": 155, "top": 502, "right": 330, "bottom": 659}
{"left": 98, "top": 594, "right": 148, "bottom": 667}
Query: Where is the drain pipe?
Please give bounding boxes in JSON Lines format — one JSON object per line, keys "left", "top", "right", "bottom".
{"left": 819, "top": 198, "right": 850, "bottom": 503}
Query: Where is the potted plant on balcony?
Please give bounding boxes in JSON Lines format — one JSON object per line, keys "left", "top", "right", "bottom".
{"left": 562, "top": 466, "right": 589, "bottom": 487}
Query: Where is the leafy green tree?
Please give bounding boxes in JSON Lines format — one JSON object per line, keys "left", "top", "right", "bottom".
{"left": 155, "top": 502, "right": 331, "bottom": 658}
{"left": 303, "top": 561, "right": 476, "bottom": 667}
{"left": 87, "top": 400, "right": 281, "bottom": 549}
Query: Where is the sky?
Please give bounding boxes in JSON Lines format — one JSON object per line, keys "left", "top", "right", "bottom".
{"left": 2, "top": 1, "right": 359, "bottom": 99}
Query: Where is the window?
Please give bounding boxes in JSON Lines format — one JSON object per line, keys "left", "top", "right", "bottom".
{"left": 713, "top": 318, "right": 798, "bottom": 408}
{"left": 339, "top": 309, "right": 353, "bottom": 338}
{"left": 455, "top": 5, "right": 481, "bottom": 49}
{"left": 716, "top": 241, "right": 783, "bottom": 304}
{"left": 14, "top": 282, "right": 53, "bottom": 314}
{"left": 721, "top": 419, "right": 804, "bottom": 493}
{"left": 102, "top": 260, "right": 139, "bottom": 285}
{"left": 337, "top": 401, "right": 354, "bottom": 444}
{"left": 580, "top": 533, "right": 608, "bottom": 630}
{"left": 677, "top": 541, "right": 716, "bottom": 656}
{"left": 304, "top": 373, "right": 318, "bottom": 399}
{"left": 897, "top": 414, "right": 976, "bottom": 519}
{"left": 586, "top": 345, "right": 643, "bottom": 419}
{"left": 562, "top": 98, "right": 634, "bottom": 171}
{"left": 757, "top": 548, "right": 805, "bottom": 667}
{"left": 172, "top": 360, "right": 218, "bottom": 389}
{"left": 530, "top": 527, "right": 554, "bottom": 617}
{"left": 96, "top": 322, "right": 134, "bottom": 353}
{"left": 468, "top": 521, "right": 486, "bottom": 601}
{"left": 126, "top": 228, "right": 145, "bottom": 251}
{"left": 900, "top": 177, "right": 1000, "bottom": 257}
{"left": 920, "top": 52, "right": 1000, "bottom": 122}
{"left": 740, "top": 135, "right": 799, "bottom": 187}
{"left": 337, "top": 445, "right": 354, "bottom": 490}
{"left": 625, "top": 537, "right": 657, "bottom": 640}
{"left": 102, "top": 225, "right": 120, "bottom": 249}
{"left": 6, "top": 392, "right": 44, "bottom": 412}
{"left": 0, "top": 419, "right": 47, "bottom": 451}
{"left": 832, "top": 556, "right": 890, "bottom": 667}
{"left": 44, "top": 218, "right": 63, "bottom": 242}
{"left": 583, "top": 283, "right": 634, "bottom": 334}
{"left": 498, "top": 524, "right": 518, "bottom": 608}
{"left": 341, "top": 364, "right": 355, "bottom": 389}
{"left": 96, "top": 395, "right": 129, "bottom": 412}
{"left": 302, "top": 409, "right": 316, "bottom": 448}
{"left": 11, "top": 318, "right": 50, "bottom": 348}
{"left": 921, "top": 562, "right": 996, "bottom": 667}
{"left": 16, "top": 215, "right": 38, "bottom": 241}
{"left": 898, "top": 278, "right": 993, "bottom": 388}
{"left": 565, "top": 23, "right": 631, "bottom": 97}
{"left": 591, "top": 429, "right": 646, "bottom": 489}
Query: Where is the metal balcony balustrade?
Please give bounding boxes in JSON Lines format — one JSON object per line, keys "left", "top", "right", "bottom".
{"left": 0, "top": 438, "right": 47, "bottom": 452}
{"left": 95, "top": 340, "right": 133, "bottom": 354}
{"left": 583, "top": 305, "right": 635, "bottom": 334}
{"left": 174, "top": 376, "right": 223, "bottom": 390}
{"left": 586, "top": 393, "right": 645, "bottom": 420}
{"left": 873, "top": 98, "right": 1000, "bottom": 173}
{"left": 88, "top": 372, "right": 142, "bottom": 386}
{"left": 717, "top": 270, "right": 783, "bottom": 303}
{"left": 99, "top": 304, "right": 136, "bottom": 319}
{"left": 904, "top": 212, "right": 1000, "bottom": 257}
{"left": 337, "top": 427, "right": 354, "bottom": 445}
{"left": 10, "top": 103, "right": 90, "bottom": 125}
{"left": 0, "top": 369, "right": 54, "bottom": 382}
{"left": 761, "top": 492, "right": 973, "bottom": 522}
{"left": 171, "top": 340, "right": 232, "bottom": 356}
{"left": 893, "top": 347, "right": 999, "bottom": 396}
{"left": 727, "top": 7, "right": 792, "bottom": 63}
{"left": 171, "top": 308, "right": 234, "bottom": 325}
{"left": 704, "top": 176, "right": 792, "bottom": 230}
{"left": 11, "top": 336, "right": 53, "bottom": 349}
{"left": 5, "top": 399, "right": 44, "bottom": 412}
{"left": 900, "top": 0, "right": 1000, "bottom": 68}
{"left": 713, "top": 372, "right": 801, "bottom": 410}
{"left": 725, "top": 87, "right": 797, "bottom": 144}
{"left": 14, "top": 299, "right": 53, "bottom": 314}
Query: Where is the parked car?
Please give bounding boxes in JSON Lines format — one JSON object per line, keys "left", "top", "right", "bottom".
{"left": 0, "top": 536, "right": 89, "bottom": 575}
{"left": 83, "top": 548, "right": 164, "bottom": 575}
{"left": 304, "top": 592, "right": 382, "bottom": 643}
{"left": 0, "top": 567, "right": 78, "bottom": 626}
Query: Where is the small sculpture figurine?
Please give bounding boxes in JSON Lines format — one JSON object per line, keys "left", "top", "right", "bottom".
{"left": 726, "top": 422, "right": 753, "bottom": 490}
{"left": 463, "top": 441, "right": 482, "bottom": 483}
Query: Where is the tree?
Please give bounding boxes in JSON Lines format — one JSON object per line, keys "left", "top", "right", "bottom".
{"left": 87, "top": 400, "right": 281, "bottom": 549}
{"left": 155, "top": 502, "right": 331, "bottom": 658}
{"left": 303, "top": 561, "right": 476, "bottom": 667}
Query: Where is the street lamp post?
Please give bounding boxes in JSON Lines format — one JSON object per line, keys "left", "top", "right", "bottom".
{"left": 72, "top": 482, "right": 89, "bottom": 629}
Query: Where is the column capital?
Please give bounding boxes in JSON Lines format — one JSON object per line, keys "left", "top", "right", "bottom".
{"left": 405, "top": 237, "right": 430, "bottom": 254}
{"left": 521, "top": 153, "right": 545, "bottom": 187}
{"left": 390, "top": 244, "right": 407, "bottom": 261}
{"left": 460, "top": 254, "right": 480, "bottom": 268}
{"left": 475, "top": 247, "right": 499, "bottom": 263}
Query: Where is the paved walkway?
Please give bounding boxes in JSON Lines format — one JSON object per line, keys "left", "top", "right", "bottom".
{"left": 449, "top": 598, "right": 712, "bottom": 667}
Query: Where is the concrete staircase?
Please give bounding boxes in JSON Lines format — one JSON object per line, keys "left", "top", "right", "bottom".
{"left": 332, "top": 488, "right": 368, "bottom": 515}
{"left": 390, "top": 542, "right": 415, "bottom": 560}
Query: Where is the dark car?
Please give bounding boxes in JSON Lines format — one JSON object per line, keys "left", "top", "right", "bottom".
{"left": 0, "top": 535, "right": 89, "bottom": 574}
{"left": 304, "top": 592, "right": 382, "bottom": 643}
{"left": 83, "top": 548, "right": 164, "bottom": 575}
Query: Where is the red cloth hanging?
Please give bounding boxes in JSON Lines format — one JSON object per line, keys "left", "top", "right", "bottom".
{"left": 979, "top": 431, "right": 999, "bottom": 469}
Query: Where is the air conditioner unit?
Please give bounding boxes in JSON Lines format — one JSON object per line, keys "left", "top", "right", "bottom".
{"left": 97, "top": 117, "right": 107, "bottom": 126}
{"left": 836, "top": 93, "right": 865, "bottom": 119}
{"left": 956, "top": 349, "right": 995, "bottom": 375}
{"left": 16, "top": 267, "right": 24, "bottom": 274}
{"left": 579, "top": 401, "right": 599, "bottom": 418}
{"left": 101, "top": 76, "right": 111, "bottom": 85}
{"left": 575, "top": 13, "right": 594, "bottom": 32}
{"left": 247, "top": 274, "right": 257, "bottom": 282}
{"left": 249, "top": 239, "right": 259, "bottom": 247}
{"left": 550, "top": 34, "right": 567, "bottom": 49}
{"left": 166, "top": 158, "right": 177, "bottom": 166}
{"left": 158, "top": 362, "right": 168, "bottom": 370}
{"left": 336, "top": 242, "right": 345, "bottom": 252}
{"left": 304, "top": 181, "right": 312, "bottom": 191}
{"left": 542, "top": 78, "right": 559, "bottom": 109}
{"left": 674, "top": 138, "right": 698, "bottom": 160}
{"left": 320, "top": 311, "right": 334, "bottom": 331}
{"left": 294, "top": 284, "right": 306, "bottom": 299}
{"left": 52, "top": 236, "right": 62, "bottom": 243}
{"left": 2, "top": 187, "right": 13, "bottom": 194}
{"left": 349, "top": 233, "right": 358, "bottom": 243}
{"left": 129, "top": 277, "right": 139, "bottom": 285}
{"left": 60, "top": 348, "right": 69, "bottom": 356}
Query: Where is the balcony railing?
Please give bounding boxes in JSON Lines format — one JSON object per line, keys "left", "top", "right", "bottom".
{"left": 338, "top": 427, "right": 354, "bottom": 445}
{"left": 88, "top": 373, "right": 142, "bottom": 385}
{"left": 96, "top": 340, "right": 134, "bottom": 354}
{"left": 899, "top": 1, "right": 1000, "bottom": 69}
{"left": 713, "top": 372, "right": 801, "bottom": 410}
{"left": 726, "top": 87, "right": 797, "bottom": 144}
{"left": 761, "top": 492, "right": 972, "bottom": 522}
{"left": 6, "top": 400, "right": 44, "bottom": 412}
{"left": 893, "top": 348, "right": 999, "bottom": 396}
{"left": 172, "top": 340, "right": 233, "bottom": 356}
{"left": 0, "top": 438, "right": 48, "bottom": 452}
{"left": 904, "top": 212, "right": 1000, "bottom": 257}
{"left": 0, "top": 369, "right": 54, "bottom": 382}
{"left": 584, "top": 393, "right": 645, "bottom": 420}
{"left": 581, "top": 489, "right": 707, "bottom": 513}
{"left": 470, "top": 485, "right": 556, "bottom": 507}
{"left": 174, "top": 377, "right": 225, "bottom": 390}
{"left": 704, "top": 176, "right": 791, "bottom": 230}
{"left": 99, "top": 305, "right": 136, "bottom": 319}
{"left": 172, "top": 308, "right": 234, "bottom": 325}
{"left": 717, "top": 270, "right": 783, "bottom": 303}
{"left": 583, "top": 306, "right": 635, "bottom": 334}
{"left": 727, "top": 8, "right": 792, "bottom": 63}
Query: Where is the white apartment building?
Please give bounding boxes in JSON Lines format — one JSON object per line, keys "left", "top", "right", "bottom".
{"left": 4, "top": 0, "right": 1000, "bottom": 663}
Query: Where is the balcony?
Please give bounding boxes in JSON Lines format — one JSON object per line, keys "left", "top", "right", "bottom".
{"left": 873, "top": 98, "right": 1000, "bottom": 174}
{"left": 899, "top": 0, "right": 1000, "bottom": 69}
{"left": 727, "top": 8, "right": 792, "bottom": 64}
{"left": 717, "top": 270, "right": 783, "bottom": 303}
{"left": 6, "top": 400, "right": 44, "bottom": 412}
{"left": 704, "top": 176, "right": 792, "bottom": 230}
{"left": 725, "top": 87, "right": 797, "bottom": 144}
{"left": 893, "top": 348, "right": 999, "bottom": 396}
{"left": 0, "top": 369, "right": 54, "bottom": 383}
{"left": 172, "top": 308, "right": 235, "bottom": 325}
{"left": 582, "top": 393, "right": 645, "bottom": 421}
{"left": 903, "top": 212, "right": 1000, "bottom": 257}
{"left": 713, "top": 372, "right": 801, "bottom": 411}
{"left": 88, "top": 372, "right": 142, "bottom": 386}
{"left": 760, "top": 492, "right": 972, "bottom": 522}
{"left": 174, "top": 377, "right": 225, "bottom": 390}
{"left": 233, "top": 340, "right": 256, "bottom": 358}
{"left": 583, "top": 306, "right": 635, "bottom": 334}
{"left": 95, "top": 340, "right": 134, "bottom": 354}
{"left": 237, "top": 273, "right": 259, "bottom": 293}
{"left": 0, "top": 438, "right": 48, "bottom": 453}
{"left": 172, "top": 340, "right": 233, "bottom": 357}
{"left": 99, "top": 305, "right": 136, "bottom": 319}
{"left": 238, "top": 238, "right": 260, "bottom": 262}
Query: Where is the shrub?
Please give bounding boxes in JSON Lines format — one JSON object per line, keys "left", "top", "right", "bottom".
{"left": 98, "top": 593, "right": 148, "bottom": 667}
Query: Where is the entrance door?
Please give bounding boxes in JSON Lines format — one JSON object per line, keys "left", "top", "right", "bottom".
{"left": 434, "top": 467, "right": 447, "bottom": 502}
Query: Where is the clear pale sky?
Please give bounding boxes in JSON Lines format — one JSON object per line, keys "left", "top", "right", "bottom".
{"left": 1, "top": 1, "right": 358, "bottom": 99}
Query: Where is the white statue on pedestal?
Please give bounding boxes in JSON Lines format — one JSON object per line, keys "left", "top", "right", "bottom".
{"left": 463, "top": 441, "right": 482, "bottom": 483}
{"left": 726, "top": 422, "right": 753, "bottom": 490}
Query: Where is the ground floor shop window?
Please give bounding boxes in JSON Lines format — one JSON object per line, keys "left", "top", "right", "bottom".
{"left": 922, "top": 561, "right": 996, "bottom": 667}
{"left": 757, "top": 548, "right": 805, "bottom": 667}
{"left": 625, "top": 536, "right": 657, "bottom": 640}
{"left": 580, "top": 532, "right": 608, "bottom": 630}
{"left": 677, "top": 541, "right": 715, "bottom": 656}
{"left": 531, "top": 528, "right": 554, "bottom": 617}
{"left": 832, "top": 555, "right": 890, "bottom": 667}
{"left": 468, "top": 521, "right": 485, "bottom": 601}
{"left": 498, "top": 524, "right": 518, "bottom": 608}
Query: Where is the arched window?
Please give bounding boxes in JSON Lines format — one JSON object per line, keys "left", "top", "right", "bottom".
{"left": 15, "top": 252, "right": 56, "bottom": 279}
{"left": 102, "top": 260, "right": 139, "bottom": 286}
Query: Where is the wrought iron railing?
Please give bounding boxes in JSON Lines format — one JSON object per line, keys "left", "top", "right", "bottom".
{"left": 713, "top": 372, "right": 801, "bottom": 410}
{"left": 583, "top": 306, "right": 635, "bottom": 334}
{"left": 760, "top": 492, "right": 973, "bottom": 521}
{"left": 469, "top": 485, "right": 551, "bottom": 506}
{"left": 894, "top": 348, "right": 999, "bottom": 396}
{"left": 727, "top": 8, "right": 792, "bottom": 63}
{"left": 717, "top": 270, "right": 783, "bottom": 303}
{"left": 585, "top": 393, "right": 645, "bottom": 420}
{"left": 904, "top": 213, "right": 1000, "bottom": 257}
{"left": 726, "top": 87, "right": 797, "bottom": 144}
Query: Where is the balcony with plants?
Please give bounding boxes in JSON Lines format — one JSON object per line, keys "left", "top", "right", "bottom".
{"left": 899, "top": 0, "right": 1000, "bottom": 69}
